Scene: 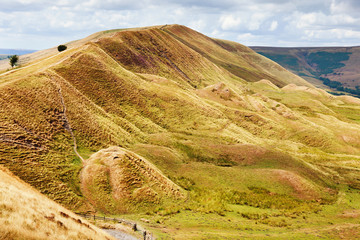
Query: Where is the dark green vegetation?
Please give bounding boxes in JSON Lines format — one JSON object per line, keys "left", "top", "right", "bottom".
{"left": 58, "top": 45, "right": 67, "bottom": 52}
{"left": 307, "top": 51, "right": 351, "bottom": 75}
{"left": 252, "top": 46, "right": 360, "bottom": 97}
{"left": 1, "top": 25, "right": 360, "bottom": 239}
{"left": 9, "top": 55, "right": 19, "bottom": 67}
{"left": 256, "top": 52, "right": 301, "bottom": 71}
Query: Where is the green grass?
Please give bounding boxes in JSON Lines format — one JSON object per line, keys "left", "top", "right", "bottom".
{"left": 331, "top": 106, "right": 360, "bottom": 123}
{"left": 174, "top": 142, "right": 237, "bottom": 166}
{"left": 114, "top": 185, "right": 360, "bottom": 239}
{"left": 77, "top": 146, "right": 97, "bottom": 160}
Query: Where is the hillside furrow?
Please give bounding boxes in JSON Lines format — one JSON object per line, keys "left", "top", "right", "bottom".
{"left": 49, "top": 74, "right": 85, "bottom": 163}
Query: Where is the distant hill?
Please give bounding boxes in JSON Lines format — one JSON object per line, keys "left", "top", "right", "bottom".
{"left": 0, "top": 54, "right": 10, "bottom": 60}
{"left": 0, "top": 49, "right": 37, "bottom": 62}
{"left": 0, "top": 48, "right": 37, "bottom": 55}
{"left": 251, "top": 46, "right": 360, "bottom": 96}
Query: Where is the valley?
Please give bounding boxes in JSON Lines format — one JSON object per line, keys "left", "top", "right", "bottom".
{"left": 1, "top": 25, "right": 360, "bottom": 239}
{"left": 251, "top": 46, "right": 360, "bottom": 97}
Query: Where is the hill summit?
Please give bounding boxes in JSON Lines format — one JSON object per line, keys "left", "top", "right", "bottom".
{"left": 1, "top": 25, "right": 360, "bottom": 239}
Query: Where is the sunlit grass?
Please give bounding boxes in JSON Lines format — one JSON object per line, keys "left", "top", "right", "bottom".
{"left": 1, "top": 24, "right": 360, "bottom": 239}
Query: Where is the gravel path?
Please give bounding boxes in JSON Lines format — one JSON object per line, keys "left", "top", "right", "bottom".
{"left": 102, "top": 229, "right": 140, "bottom": 240}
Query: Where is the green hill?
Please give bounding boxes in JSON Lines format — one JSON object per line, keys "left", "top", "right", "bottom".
{"left": 1, "top": 25, "right": 360, "bottom": 239}
{"left": 251, "top": 46, "right": 360, "bottom": 96}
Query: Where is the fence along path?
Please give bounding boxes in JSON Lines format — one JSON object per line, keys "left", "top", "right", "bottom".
{"left": 77, "top": 213, "right": 153, "bottom": 240}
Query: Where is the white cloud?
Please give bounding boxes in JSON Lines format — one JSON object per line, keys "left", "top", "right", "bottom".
{"left": 237, "top": 33, "right": 256, "bottom": 41}
{"left": 0, "top": 0, "right": 360, "bottom": 49}
{"left": 189, "top": 19, "right": 206, "bottom": 32}
{"left": 219, "top": 11, "right": 272, "bottom": 32}
{"left": 220, "top": 15, "right": 242, "bottom": 30}
{"left": 305, "top": 28, "right": 360, "bottom": 39}
{"left": 211, "top": 29, "right": 226, "bottom": 38}
{"left": 269, "top": 20, "right": 278, "bottom": 31}
{"left": 248, "top": 12, "right": 269, "bottom": 30}
{"left": 293, "top": 11, "right": 358, "bottom": 30}
{"left": 330, "top": 0, "right": 360, "bottom": 15}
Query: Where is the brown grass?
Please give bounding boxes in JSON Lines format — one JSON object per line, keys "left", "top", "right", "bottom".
{"left": 81, "top": 146, "right": 185, "bottom": 213}
{"left": 0, "top": 165, "right": 114, "bottom": 240}
{"left": 1, "top": 26, "right": 360, "bottom": 238}
{"left": 163, "top": 24, "right": 312, "bottom": 87}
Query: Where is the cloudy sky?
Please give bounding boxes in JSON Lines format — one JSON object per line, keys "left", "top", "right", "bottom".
{"left": 1, "top": 0, "right": 360, "bottom": 50}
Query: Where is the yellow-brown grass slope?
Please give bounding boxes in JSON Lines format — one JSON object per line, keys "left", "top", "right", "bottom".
{"left": 163, "top": 25, "right": 312, "bottom": 87}
{"left": 1, "top": 24, "right": 360, "bottom": 218}
{"left": 81, "top": 146, "right": 185, "bottom": 213}
{"left": 0, "top": 166, "right": 114, "bottom": 240}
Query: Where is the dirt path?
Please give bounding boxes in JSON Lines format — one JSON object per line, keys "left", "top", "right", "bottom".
{"left": 0, "top": 49, "right": 85, "bottom": 163}
{"left": 56, "top": 83, "right": 85, "bottom": 163}
{"left": 46, "top": 72, "right": 84, "bottom": 163}
{"left": 102, "top": 229, "right": 140, "bottom": 240}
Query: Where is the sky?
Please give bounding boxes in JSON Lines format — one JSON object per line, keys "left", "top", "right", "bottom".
{"left": 0, "top": 0, "right": 360, "bottom": 50}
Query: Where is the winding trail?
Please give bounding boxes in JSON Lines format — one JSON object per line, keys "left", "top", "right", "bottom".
{"left": 47, "top": 73, "right": 85, "bottom": 163}
{"left": 102, "top": 229, "right": 139, "bottom": 240}
{"left": 0, "top": 50, "right": 85, "bottom": 163}
{"left": 78, "top": 214, "right": 151, "bottom": 239}
{"left": 56, "top": 83, "right": 85, "bottom": 163}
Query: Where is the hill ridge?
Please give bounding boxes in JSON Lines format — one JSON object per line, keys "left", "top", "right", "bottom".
{"left": 1, "top": 24, "right": 360, "bottom": 239}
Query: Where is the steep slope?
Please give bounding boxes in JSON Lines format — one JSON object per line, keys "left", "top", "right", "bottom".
{"left": 251, "top": 46, "right": 360, "bottom": 95}
{"left": 1, "top": 25, "right": 360, "bottom": 239}
{"left": 164, "top": 25, "right": 312, "bottom": 87}
{"left": 0, "top": 166, "right": 113, "bottom": 240}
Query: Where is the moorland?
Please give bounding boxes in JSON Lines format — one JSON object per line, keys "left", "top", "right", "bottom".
{"left": 1, "top": 25, "right": 360, "bottom": 239}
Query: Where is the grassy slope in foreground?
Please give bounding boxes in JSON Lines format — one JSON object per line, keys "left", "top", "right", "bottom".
{"left": 0, "top": 166, "right": 114, "bottom": 240}
{"left": 1, "top": 24, "right": 360, "bottom": 239}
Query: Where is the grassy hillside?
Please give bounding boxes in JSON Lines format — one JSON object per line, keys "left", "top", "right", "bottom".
{"left": 0, "top": 166, "right": 114, "bottom": 240}
{"left": 251, "top": 46, "right": 360, "bottom": 96}
{"left": 1, "top": 24, "right": 360, "bottom": 239}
